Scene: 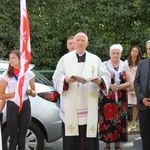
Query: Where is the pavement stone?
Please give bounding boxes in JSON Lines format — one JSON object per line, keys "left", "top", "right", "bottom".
{"left": 44, "top": 131, "right": 142, "bottom": 150}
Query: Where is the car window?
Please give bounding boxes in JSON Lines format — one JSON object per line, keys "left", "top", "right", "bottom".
{"left": 0, "top": 70, "right": 5, "bottom": 74}
{"left": 32, "top": 70, "right": 53, "bottom": 86}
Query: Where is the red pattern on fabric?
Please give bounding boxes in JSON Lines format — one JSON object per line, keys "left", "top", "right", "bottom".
{"left": 103, "top": 103, "right": 118, "bottom": 121}
{"left": 103, "top": 130, "right": 120, "bottom": 142}
{"left": 13, "top": 68, "right": 20, "bottom": 76}
{"left": 99, "top": 71, "right": 128, "bottom": 143}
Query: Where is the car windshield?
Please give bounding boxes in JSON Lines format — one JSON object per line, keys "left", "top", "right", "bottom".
{"left": 32, "top": 70, "right": 53, "bottom": 86}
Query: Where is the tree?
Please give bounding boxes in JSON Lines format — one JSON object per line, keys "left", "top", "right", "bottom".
{"left": 0, "top": 0, "right": 149, "bottom": 71}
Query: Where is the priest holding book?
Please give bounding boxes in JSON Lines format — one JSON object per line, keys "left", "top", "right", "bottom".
{"left": 53, "top": 32, "right": 111, "bottom": 150}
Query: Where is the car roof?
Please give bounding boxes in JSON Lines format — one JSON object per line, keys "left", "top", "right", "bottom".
{"left": 0, "top": 60, "right": 35, "bottom": 71}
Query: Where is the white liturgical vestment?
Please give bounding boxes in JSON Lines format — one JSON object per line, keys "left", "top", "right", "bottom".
{"left": 53, "top": 50, "right": 110, "bottom": 137}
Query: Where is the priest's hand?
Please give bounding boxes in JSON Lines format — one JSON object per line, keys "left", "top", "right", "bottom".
{"left": 91, "top": 78, "right": 102, "bottom": 85}
{"left": 65, "top": 76, "right": 76, "bottom": 84}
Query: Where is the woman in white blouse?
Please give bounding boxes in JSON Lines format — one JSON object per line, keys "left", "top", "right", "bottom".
{"left": 0, "top": 50, "right": 36, "bottom": 150}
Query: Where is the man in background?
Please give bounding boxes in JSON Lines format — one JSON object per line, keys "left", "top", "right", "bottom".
{"left": 134, "top": 40, "right": 150, "bottom": 150}
{"left": 66, "top": 36, "right": 75, "bottom": 52}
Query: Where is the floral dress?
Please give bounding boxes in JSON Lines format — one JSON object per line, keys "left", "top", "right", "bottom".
{"left": 99, "top": 70, "right": 128, "bottom": 143}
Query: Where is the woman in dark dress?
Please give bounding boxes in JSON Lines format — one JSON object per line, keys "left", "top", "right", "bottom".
{"left": 99, "top": 44, "right": 131, "bottom": 150}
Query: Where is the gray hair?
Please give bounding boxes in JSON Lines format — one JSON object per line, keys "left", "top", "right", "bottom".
{"left": 110, "top": 44, "right": 123, "bottom": 53}
{"left": 74, "top": 32, "right": 88, "bottom": 42}
{"left": 146, "top": 40, "right": 150, "bottom": 44}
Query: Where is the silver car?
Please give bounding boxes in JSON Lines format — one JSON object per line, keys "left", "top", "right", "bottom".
{"left": 0, "top": 60, "right": 62, "bottom": 150}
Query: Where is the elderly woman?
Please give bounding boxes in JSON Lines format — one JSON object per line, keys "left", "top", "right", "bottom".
{"left": 99, "top": 44, "right": 131, "bottom": 150}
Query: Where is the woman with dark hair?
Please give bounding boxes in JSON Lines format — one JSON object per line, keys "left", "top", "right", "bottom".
{"left": 125, "top": 46, "right": 142, "bottom": 130}
{"left": 0, "top": 50, "right": 36, "bottom": 150}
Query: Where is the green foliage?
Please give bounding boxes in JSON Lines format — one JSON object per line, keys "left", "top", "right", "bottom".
{"left": 0, "top": 1, "right": 20, "bottom": 59}
{"left": 0, "top": 0, "right": 149, "bottom": 70}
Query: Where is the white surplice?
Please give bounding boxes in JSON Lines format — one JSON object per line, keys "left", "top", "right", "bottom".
{"left": 53, "top": 50, "right": 110, "bottom": 137}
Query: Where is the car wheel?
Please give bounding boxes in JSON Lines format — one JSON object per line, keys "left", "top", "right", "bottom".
{"left": 2, "top": 122, "right": 44, "bottom": 150}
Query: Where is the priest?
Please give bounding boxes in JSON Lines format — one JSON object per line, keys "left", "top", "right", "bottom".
{"left": 53, "top": 32, "right": 111, "bottom": 150}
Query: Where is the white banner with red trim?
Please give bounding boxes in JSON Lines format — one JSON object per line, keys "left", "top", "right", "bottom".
{"left": 14, "top": 0, "right": 31, "bottom": 112}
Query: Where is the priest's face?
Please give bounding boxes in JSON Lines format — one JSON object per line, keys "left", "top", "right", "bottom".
{"left": 74, "top": 33, "right": 88, "bottom": 54}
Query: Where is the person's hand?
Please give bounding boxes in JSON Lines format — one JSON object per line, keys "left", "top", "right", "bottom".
{"left": 142, "top": 97, "right": 150, "bottom": 107}
{"left": 65, "top": 76, "right": 76, "bottom": 84}
{"left": 91, "top": 78, "right": 101, "bottom": 85}
{"left": 129, "top": 85, "right": 134, "bottom": 91}
{"left": 26, "top": 89, "right": 32, "bottom": 95}
{"left": 110, "top": 83, "right": 118, "bottom": 92}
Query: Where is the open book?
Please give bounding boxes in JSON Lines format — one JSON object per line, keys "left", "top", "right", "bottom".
{"left": 71, "top": 75, "right": 98, "bottom": 84}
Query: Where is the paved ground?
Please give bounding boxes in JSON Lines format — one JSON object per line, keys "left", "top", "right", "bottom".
{"left": 44, "top": 133, "right": 142, "bottom": 150}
